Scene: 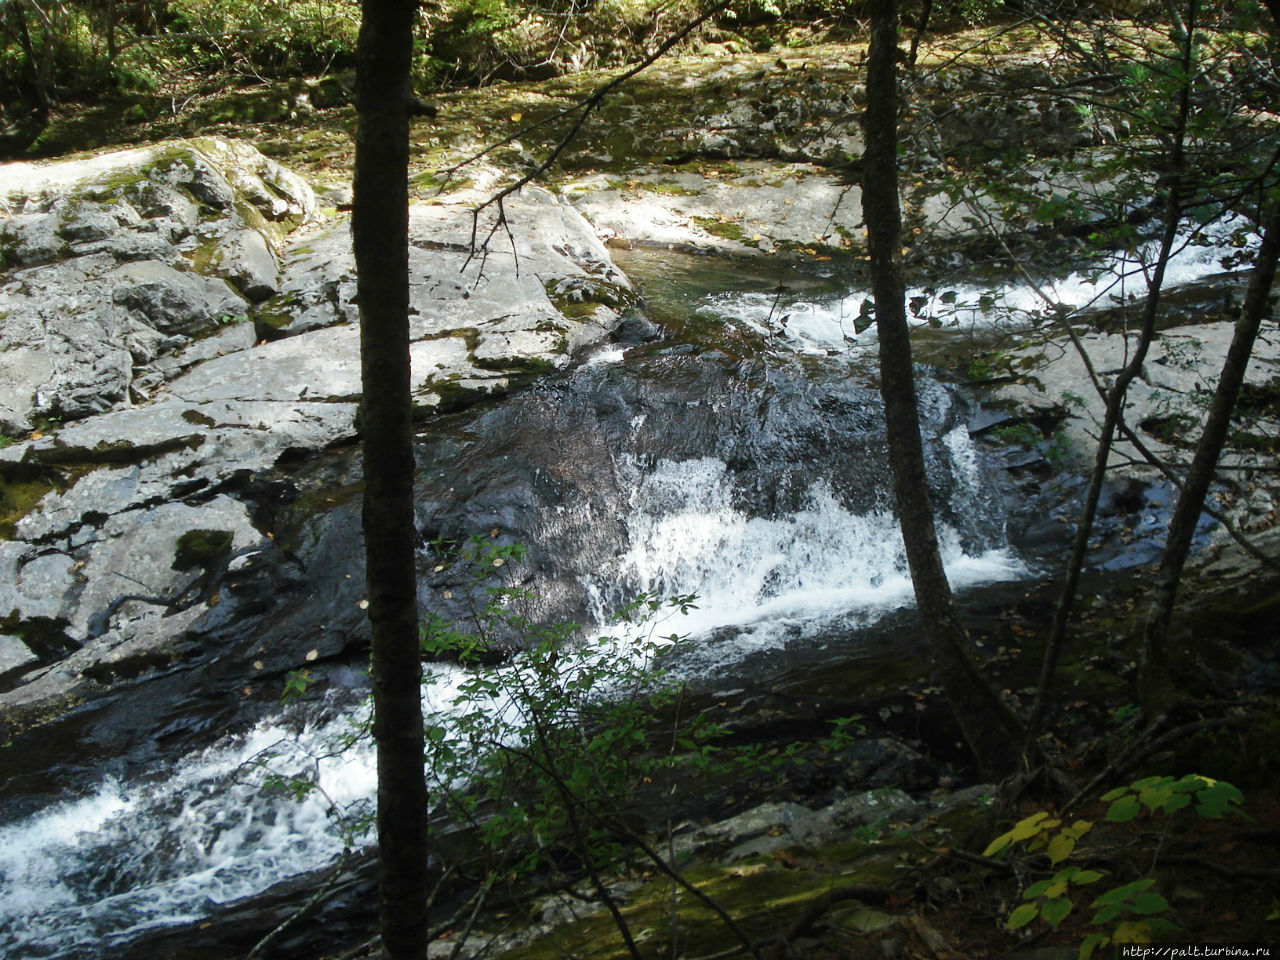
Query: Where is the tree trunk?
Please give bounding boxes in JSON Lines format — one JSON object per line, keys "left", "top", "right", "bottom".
{"left": 1021, "top": 0, "right": 1198, "bottom": 760}
{"left": 352, "top": 1, "right": 430, "bottom": 957}
{"left": 864, "top": 0, "right": 1021, "bottom": 779}
{"left": 1139, "top": 209, "right": 1280, "bottom": 714}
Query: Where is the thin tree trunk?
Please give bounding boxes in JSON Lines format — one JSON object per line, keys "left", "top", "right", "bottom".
{"left": 1021, "top": 0, "right": 1198, "bottom": 762}
{"left": 1139, "top": 209, "right": 1280, "bottom": 714}
{"left": 864, "top": 0, "right": 1021, "bottom": 779}
{"left": 352, "top": 1, "right": 429, "bottom": 957}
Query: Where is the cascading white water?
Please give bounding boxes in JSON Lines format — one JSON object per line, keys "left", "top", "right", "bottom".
{"left": 0, "top": 702, "right": 378, "bottom": 958}
{"left": 709, "top": 216, "right": 1253, "bottom": 354}
{"left": 7, "top": 227, "right": 1172, "bottom": 956}
{"left": 586, "top": 437, "right": 1021, "bottom": 667}
{"left": 0, "top": 432, "right": 1022, "bottom": 959}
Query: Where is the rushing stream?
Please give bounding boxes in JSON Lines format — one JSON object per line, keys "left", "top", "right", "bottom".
{"left": 0, "top": 224, "right": 1250, "bottom": 958}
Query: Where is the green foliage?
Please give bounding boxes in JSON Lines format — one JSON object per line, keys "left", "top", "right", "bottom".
{"left": 1100, "top": 773, "right": 1244, "bottom": 822}
{"left": 995, "top": 774, "right": 1244, "bottom": 957}
{"left": 1079, "top": 879, "right": 1180, "bottom": 959}
{"left": 984, "top": 811, "right": 1093, "bottom": 864}
{"left": 420, "top": 535, "right": 721, "bottom": 885}
{"left": 1006, "top": 865, "right": 1105, "bottom": 932}
{"left": 282, "top": 668, "right": 317, "bottom": 702}
{"left": 166, "top": 0, "right": 360, "bottom": 77}
{"left": 821, "top": 714, "right": 868, "bottom": 751}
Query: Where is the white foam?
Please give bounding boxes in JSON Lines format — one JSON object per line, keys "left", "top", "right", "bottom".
{"left": 589, "top": 456, "right": 1022, "bottom": 662}
{"left": 706, "top": 215, "right": 1253, "bottom": 354}
{"left": 0, "top": 703, "right": 376, "bottom": 957}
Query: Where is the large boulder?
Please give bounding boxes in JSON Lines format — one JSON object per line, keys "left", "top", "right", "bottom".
{"left": 0, "top": 153, "right": 635, "bottom": 732}
{"left": 0, "top": 139, "right": 318, "bottom": 434}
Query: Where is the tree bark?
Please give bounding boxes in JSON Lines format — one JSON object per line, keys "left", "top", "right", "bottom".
{"left": 1021, "top": 0, "right": 1198, "bottom": 760}
{"left": 864, "top": 0, "right": 1021, "bottom": 779}
{"left": 1139, "top": 209, "right": 1280, "bottom": 714}
{"left": 352, "top": 1, "right": 430, "bottom": 957}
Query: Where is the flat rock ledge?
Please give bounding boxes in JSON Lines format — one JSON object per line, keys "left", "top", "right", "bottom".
{"left": 0, "top": 141, "right": 635, "bottom": 723}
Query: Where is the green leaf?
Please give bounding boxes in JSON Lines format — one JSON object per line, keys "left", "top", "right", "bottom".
{"left": 1106, "top": 795, "right": 1141, "bottom": 822}
{"left": 1129, "top": 892, "right": 1171, "bottom": 915}
{"left": 1075, "top": 870, "right": 1106, "bottom": 885}
{"left": 1024, "top": 878, "right": 1054, "bottom": 899}
{"left": 1040, "top": 896, "right": 1073, "bottom": 929}
{"left": 1099, "top": 786, "right": 1129, "bottom": 802}
{"left": 1138, "top": 785, "right": 1173, "bottom": 812}
{"left": 1079, "top": 931, "right": 1110, "bottom": 960}
{"left": 1006, "top": 902, "right": 1039, "bottom": 931}
{"left": 1093, "top": 903, "right": 1123, "bottom": 924}
{"left": 1092, "top": 878, "right": 1155, "bottom": 910}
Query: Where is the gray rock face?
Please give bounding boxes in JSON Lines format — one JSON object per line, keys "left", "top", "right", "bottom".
{"left": 997, "top": 320, "right": 1280, "bottom": 473}
{"left": 111, "top": 260, "right": 248, "bottom": 334}
{"left": 0, "top": 139, "right": 316, "bottom": 433}
{"left": 0, "top": 147, "right": 633, "bottom": 724}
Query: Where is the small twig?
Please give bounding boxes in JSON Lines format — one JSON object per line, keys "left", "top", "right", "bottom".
{"left": 245, "top": 848, "right": 351, "bottom": 959}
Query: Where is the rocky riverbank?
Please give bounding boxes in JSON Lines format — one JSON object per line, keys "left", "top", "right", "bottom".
{"left": 2, "top": 29, "right": 1279, "bottom": 960}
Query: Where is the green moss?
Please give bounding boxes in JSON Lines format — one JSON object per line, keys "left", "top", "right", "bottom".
{"left": 496, "top": 838, "right": 906, "bottom": 960}
{"left": 81, "top": 144, "right": 198, "bottom": 203}
{"left": 172, "top": 528, "right": 234, "bottom": 571}
{"left": 0, "top": 477, "right": 54, "bottom": 541}
{"left": 543, "top": 277, "right": 639, "bottom": 320}
{"left": 251, "top": 292, "right": 304, "bottom": 339}
{"left": 186, "top": 236, "right": 223, "bottom": 275}
{"left": 474, "top": 353, "right": 557, "bottom": 374}
{"left": 180, "top": 408, "right": 218, "bottom": 428}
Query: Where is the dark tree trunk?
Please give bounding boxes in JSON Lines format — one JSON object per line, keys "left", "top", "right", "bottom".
{"left": 352, "top": 1, "right": 429, "bottom": 957}
{"left": 1139, "top": 209, "right": 1280, "bottom": 713}
{"left": 1021, "top": 0, "right": 1197, "bottom": 756}
{"left": 864, "top": 0, "right": 1021, "bottom": 779}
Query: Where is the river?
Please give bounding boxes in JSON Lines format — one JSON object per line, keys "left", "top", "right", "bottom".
{"left": 0, "top": 222, "right": 1249, "bottom": 958}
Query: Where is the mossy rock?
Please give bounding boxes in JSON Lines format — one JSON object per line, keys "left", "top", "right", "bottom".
{"left": 172, "top": 528, "right": 234, "bottom": 571}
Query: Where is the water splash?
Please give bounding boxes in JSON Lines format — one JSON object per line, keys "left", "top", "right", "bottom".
{"left": 0, "top": 702, "right": 376, "bottom": 959}
{"left": 587, "top": 455, "right": 1022, "bottom": 663}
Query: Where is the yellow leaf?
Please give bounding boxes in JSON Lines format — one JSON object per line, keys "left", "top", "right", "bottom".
{"left": 1047, "top": 832, "right": 1076, "bottom": 864}
{"left": 1008, "top": 811, "right": 1050, "bottom": 841}
{"left": 1113, "top": 920, "right": 1153, "bottom": 944}
{"left": 510, "top": 112, "right": 522, "bottom": 122}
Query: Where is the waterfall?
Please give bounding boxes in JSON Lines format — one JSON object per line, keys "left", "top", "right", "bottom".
{"left": 586, "top": 452, "right": 1021, "bottom": 665}
{"left": 0, "top": 700, "right": 376, "bottom": 958}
